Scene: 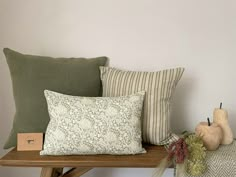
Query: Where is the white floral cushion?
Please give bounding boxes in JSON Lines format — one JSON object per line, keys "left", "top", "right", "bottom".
{"left": 40, "top": 90, "right": 146, "bottom": 155}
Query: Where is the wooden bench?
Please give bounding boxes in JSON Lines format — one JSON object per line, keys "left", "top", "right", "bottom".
{"left": 0, "top": 144, "right": 167, "bottom": 177}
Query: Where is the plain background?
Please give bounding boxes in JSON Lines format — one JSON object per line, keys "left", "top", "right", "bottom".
{"left": 0, "top": 0, "right": 236, "bottom": 177}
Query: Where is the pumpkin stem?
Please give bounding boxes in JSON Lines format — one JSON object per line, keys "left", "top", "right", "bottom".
{"left": 207, "top": 117, "right": 211, "bottom": 126}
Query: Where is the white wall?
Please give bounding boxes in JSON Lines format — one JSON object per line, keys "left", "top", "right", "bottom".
{"left": 0, "top": 0, "right": 236, "bottom": 177}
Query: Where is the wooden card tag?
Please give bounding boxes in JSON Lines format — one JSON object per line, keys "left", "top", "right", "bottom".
{"left": 17, "top": 133, "right": 43, "bottom": 151}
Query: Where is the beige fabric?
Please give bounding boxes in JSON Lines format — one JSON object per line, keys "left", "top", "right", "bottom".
{"left": 100, "top": 67, "right": 184, "bottom": 145}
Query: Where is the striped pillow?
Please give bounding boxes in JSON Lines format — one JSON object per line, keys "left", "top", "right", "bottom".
{"left": 100, "top": 67, "right": 184, "bottom": 145}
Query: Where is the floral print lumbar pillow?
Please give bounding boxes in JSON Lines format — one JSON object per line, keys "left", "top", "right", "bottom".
{"left": 40, "top": 90, "right": 146, "bottom": 155}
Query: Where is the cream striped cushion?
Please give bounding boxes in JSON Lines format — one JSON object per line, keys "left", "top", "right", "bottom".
{"left": 100, "top": 67, "right": 184, "bottom": 145}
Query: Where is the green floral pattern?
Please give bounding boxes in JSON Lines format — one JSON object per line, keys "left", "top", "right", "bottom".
{"left": 40, "top": 90, "right": 146, "bottom": 155}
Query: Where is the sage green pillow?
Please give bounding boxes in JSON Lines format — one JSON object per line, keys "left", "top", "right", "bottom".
{"left": 3, "top": 48, "right": 107, "bottom": 149}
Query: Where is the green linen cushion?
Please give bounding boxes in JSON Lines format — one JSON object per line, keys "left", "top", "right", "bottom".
{"left": 40, "top": 90, "right": 146, "bottom": 155}
{"left": 3, "top": 48, "right": 107, "bottom": 149}
{"left": 100, "top": 67, "right": 184, "bottom": 145}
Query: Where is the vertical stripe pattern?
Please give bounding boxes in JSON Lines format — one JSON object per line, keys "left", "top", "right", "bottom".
{"left": 100, "top": 67, "right": 184, "bottom": 145}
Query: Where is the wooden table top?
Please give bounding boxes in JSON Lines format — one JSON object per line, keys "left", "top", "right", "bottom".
{"left": 0, "top": 145, "right": 167, "bottom": 168}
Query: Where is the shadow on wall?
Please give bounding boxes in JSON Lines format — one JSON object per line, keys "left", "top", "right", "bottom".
{"left": 171, "top": 75, "right": 194, "bottom": 134}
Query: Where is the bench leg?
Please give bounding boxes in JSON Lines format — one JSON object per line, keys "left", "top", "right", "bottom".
{"left": 62, "top": 168, "right": 93, "bottom": 177}
{"left": 40, "top": 167, "right": 63, "bottom": 177}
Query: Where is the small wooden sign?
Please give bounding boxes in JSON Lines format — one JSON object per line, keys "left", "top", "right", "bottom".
{"left": 17, "top": 133, "right": 43, "bottom": 151}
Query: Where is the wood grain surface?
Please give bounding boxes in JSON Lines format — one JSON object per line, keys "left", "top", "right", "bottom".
{"left": 0, "top": 144, "right": 168, "bottom": 168}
